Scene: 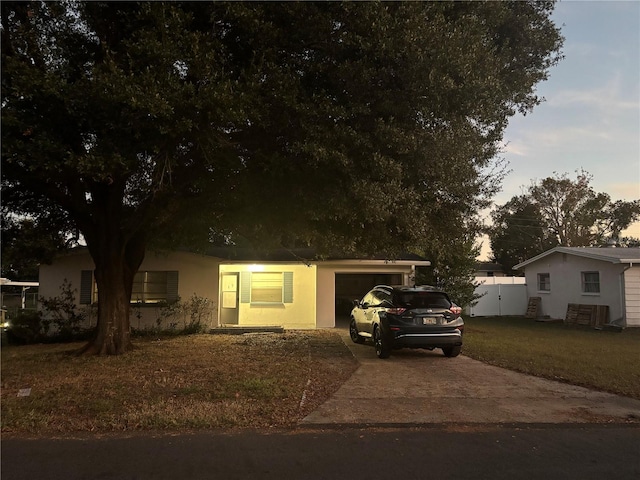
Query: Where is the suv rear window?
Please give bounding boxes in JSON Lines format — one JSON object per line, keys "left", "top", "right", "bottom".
{"left": 393, "top": 291, "right": 451, "bottom": 309}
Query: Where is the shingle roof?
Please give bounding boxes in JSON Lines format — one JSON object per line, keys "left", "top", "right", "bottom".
{"left": 204, "top": 247, "right": 427, "bottom": 263}
{"left": 514, "top": 247, "right": 640, "bottom": 269}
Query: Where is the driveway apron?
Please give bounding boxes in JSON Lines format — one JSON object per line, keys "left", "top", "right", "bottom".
{"left": 301, "top": 324, "right": 640, "bottom": 426}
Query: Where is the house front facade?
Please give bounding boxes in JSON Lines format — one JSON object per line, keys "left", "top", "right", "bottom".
{"left": 38, "top": 248, "right": 430, "bottom": 331}
{"left": 514, "top": 247, "right": 640, "bottom": 327}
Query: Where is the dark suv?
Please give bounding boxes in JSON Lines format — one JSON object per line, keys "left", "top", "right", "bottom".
{"left": 349, "top": 285, "right": 464, "bottom": 359}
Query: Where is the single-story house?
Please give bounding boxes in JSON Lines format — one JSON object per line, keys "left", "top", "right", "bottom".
{"left": 38, "top": 248, "right": 430, "bottom": 330}
{"left": 474, "top": 262, "right": 506, "bottom": 277}
{"left": 514, "top": 247, "right": 640, "bottom": 327}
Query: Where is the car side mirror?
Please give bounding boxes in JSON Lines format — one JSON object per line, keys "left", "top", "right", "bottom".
{"left": 361, "top": 302, "right": 370, "bottom": 310}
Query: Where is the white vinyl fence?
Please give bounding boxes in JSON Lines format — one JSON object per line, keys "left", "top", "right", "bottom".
{"left": 466, "top": 277, "right": 527, "bottom": 317}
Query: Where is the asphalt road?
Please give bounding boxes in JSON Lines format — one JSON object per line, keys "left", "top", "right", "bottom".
{"left": 3, "top": 426, "right": 639, "bottom": 480}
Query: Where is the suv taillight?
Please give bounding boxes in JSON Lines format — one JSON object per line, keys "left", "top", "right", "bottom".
{"left": 386, "top": 307, "right": 407, "bottom": 315}
{"left": 450, "top": 305, "right": 462, "bottom": 315}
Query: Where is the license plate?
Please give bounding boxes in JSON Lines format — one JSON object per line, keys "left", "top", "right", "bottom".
{"left": 422, "top": 317, "right": 437, "bottom": 325}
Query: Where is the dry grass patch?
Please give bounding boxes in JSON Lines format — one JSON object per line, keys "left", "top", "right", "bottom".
{"left": 1, "top": 331, "right": 358, "bottom": 435}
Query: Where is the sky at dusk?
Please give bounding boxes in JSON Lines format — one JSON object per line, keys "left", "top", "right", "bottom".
{"left": 479, "top": 0, "right": 640, "bottom": 259}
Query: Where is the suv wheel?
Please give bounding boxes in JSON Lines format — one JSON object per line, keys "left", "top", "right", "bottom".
{"left": 349, "top": 319, "right": 365, "bottom": 344}
{"left": 374, "top": 326, "right": 391, "bottom": 359}
{"left": 442, "top": 345, "right": 461, "bottom": 358}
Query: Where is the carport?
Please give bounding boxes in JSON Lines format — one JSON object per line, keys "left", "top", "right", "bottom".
{"left": 314, "top": 258, "right": 431, "bottom": 328}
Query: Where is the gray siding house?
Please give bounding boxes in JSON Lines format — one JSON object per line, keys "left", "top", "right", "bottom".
{"left": 514, "top": 247, "right": 640, "bottom": 327}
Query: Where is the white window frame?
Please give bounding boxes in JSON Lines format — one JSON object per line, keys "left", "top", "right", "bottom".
{"left": 250, "top": 272, "right": 284, "bottom": 304}
{"left": 581, "top": 271, "right": 600, "bottom": 295}
{"left": 537, "top": 273, "right": 551, "bottom": 292}
{"left": 131, "top": 271, "right": 169, "bottom": 304}
{"left": 85, "top": 270, "right": 178, "bottom": 305}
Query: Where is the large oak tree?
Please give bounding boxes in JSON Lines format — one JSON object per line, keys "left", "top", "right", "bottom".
{"left": 2, "top": 1, "right": 563, "bottom": 354}
{"left": 489, "top": 171, "right": 640, "bottom": 272}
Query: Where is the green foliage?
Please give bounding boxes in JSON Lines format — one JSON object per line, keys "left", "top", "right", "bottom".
{"left": 5, "top": 309, "right": 43, "bottom": 344}
{"left": 488, "top": 195, "right": 557, "bottom": 273}
{"left": 1, "top": 1, "right": 564, "bottom": 352}
{"left": 135, "top": 295, "right": 215, "bottom": 336}
{"left": 39, "top": 278, "right": 92, "bottom": 341}
{"left": 489, "top": 171, "right": 640, "bottom": 271}
{"left": 1, "top": 216, "right": 72, "bottom": 281}
{"left": 415, "top": 235, "right": 482, "bottom": 308}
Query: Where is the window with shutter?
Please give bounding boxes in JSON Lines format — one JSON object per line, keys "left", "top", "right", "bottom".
{"left": 130, "top": 271, "right": 179, "bottom": 304}
{"left": 85, "top": 270, "right": 179, "bottom": 305}
{"left": 239, "top": 271, "right": 294, "bottom": 304}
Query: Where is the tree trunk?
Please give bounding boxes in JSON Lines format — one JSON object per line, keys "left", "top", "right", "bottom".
{"left": 78, "top": 185, "right": 146, "bottom": 355}
{"left": 80, "top": 259, "right": 133, "bottom": 355}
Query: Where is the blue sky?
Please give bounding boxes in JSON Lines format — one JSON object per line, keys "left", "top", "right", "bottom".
{"left": 479, "top": 0, "right": 640, "bottom": 259}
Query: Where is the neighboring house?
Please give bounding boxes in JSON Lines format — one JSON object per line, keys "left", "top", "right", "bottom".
{"left": 474, "top": 262, "right": 506, "bottom": 277}
{"left": 38, "top": 248, "right": 430, "bottom": 330}
{"left": 514, "top": 247, "right": 640, "bottom": 327}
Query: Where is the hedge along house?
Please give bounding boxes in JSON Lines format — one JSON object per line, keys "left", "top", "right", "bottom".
{"left": 514, "top": 247, "right": 640, "bottom": 327}
{"left": 38, "top": 248, "right": 430, "bottom": 331}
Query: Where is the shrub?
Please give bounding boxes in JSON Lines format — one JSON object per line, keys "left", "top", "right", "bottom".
{"left": 39, "top": 278, "right": 92, "bottom": 341}
{"left": 133, "top": 294, "right": 215, "bottom": 336}
{"left": 5, "top": 309, "right": 44, "bottom": 344}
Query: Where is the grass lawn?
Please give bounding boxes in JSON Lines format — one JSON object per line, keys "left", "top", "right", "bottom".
{"left": 3, "top": 319, "right": 639, "bottom": 436}
{"left": 463, "top": 316, "right": 640, "bottom": 400}
{"left": 1, "top": 331, "right": 358, "bottom": 435}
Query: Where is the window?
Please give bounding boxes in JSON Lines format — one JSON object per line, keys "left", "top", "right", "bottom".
{"left": 537, "top": 273, "right": 550, "bottom": 292}
{"left": 240, "top": 271, "right": 293, "bottom": 304}
{"left": 251, "top": 272, "right": 284, "bottom": 303}
{"left": 395, "top": 292, "right": 451, "bottom": 309}
{"left": 132, "top": 271, "right": 168, "bottom": 304}
{"left": 581, "top": 271, "right": 600, "bottom": 294}
{"left": 80, "top": 270, "right": 178, "bottom": 305}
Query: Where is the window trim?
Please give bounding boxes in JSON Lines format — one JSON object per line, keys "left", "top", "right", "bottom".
{"left": 81, "top": 270, "right": 179, "bottom": 305}
{"left": 537, "top": 273, "right": 551, "bottom": 292}
{"left": 240, "top": 271, "right": 294, "bottom": 305}
{"left": 581, "top": 271, "right": 600, "bottom": 295}
{"left": 249, "top": 271, "right": 285, "bottom": 304}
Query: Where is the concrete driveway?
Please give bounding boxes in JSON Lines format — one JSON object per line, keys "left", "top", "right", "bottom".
{"left": 302, "top": 323, "right": 640, "bottom": 426}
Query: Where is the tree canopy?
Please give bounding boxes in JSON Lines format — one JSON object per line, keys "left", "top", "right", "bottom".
{"left": 488, "top": 171, "right": 640, "bottom": 272}
{"left": 2, "top": 1, "right": 563, "bottom": 353}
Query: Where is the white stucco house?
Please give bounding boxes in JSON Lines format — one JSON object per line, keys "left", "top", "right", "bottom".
{"left": 514, "top": 247, "right": 640, "bottom": 327}
{"left": 38, "top": 248, "right": 430, "bottom": 330}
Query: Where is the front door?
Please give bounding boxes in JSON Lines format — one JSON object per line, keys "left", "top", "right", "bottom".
{"left": 219, "top": 273, "right": 239, "bottom": 325}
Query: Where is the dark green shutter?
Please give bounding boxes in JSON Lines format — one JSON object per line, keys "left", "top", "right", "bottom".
{"left": 283, "top": 272, "right": 293, "bottom": 303}
{"left": 79, "top": 270, "right": 93, "bottom": 304}
{"left": 240, "top": 271, "right": 251, "bottom": 303}
{"left": 166, "top": 271, "right": 179, "bottom": 303}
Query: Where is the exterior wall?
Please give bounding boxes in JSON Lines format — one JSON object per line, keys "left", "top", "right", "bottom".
{"left": 522, "top": 252, "right": 627, "bottom": 322}
{"left": 624, "top": 266, "right": 640, "bottom": 327}
{"left": 316, "top": 263, "right": 415, "bottom": 328}
{"left": 134, "top": 251, "right": 220, "bottom": 330}
{"left": 40, "top": 251, "right": 428, "bottom": 331}
{"left": 39, "top": 250, "right": 97, "bottom": 304}
{"left": 219, "top": 263, "right": 317, "bottom": 329}
{"left": 39, "top": 250, "right": 221, "bottom": 330}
